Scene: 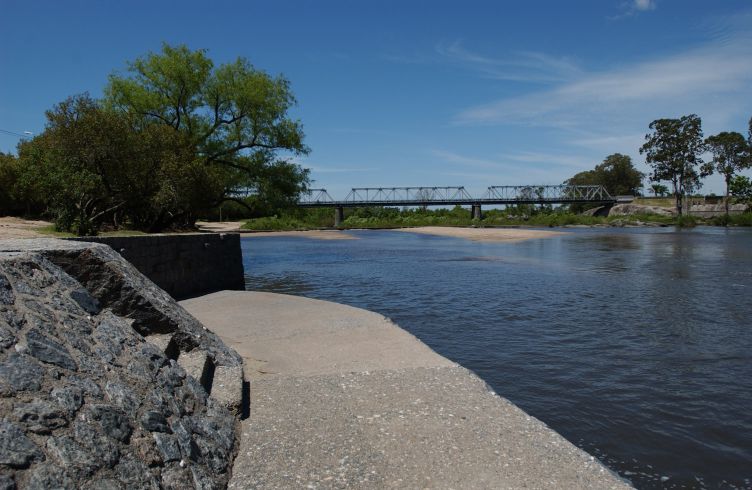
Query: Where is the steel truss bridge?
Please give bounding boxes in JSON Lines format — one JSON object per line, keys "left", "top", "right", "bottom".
{"left": 298, "top": 185, "right": 630, "bottom": 225}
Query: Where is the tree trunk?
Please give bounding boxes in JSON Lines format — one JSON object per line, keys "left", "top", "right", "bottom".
{"left": 725, "top": 177, "right": 730, "bottom": 217}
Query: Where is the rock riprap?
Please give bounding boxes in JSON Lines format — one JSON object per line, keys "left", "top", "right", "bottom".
{"left": 0, "top": 239, "right": 244, "bottom": 489}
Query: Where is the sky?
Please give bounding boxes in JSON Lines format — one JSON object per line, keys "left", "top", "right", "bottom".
{"left": 1, "top": 0, "right": 752, "bottom": 197}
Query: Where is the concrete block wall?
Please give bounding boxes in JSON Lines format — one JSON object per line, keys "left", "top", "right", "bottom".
{"left": 69, "top": 233, "right": 245, "bottom": 300}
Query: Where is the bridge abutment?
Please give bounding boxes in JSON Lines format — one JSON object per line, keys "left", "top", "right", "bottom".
{"left": 334, "top": 206, "right": 345, "bottom": 227}
{"left": 471, "top": 204, "right": 483, "bottom": 220}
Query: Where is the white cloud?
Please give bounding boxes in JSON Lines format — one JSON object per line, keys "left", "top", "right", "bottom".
{"left": 633, "top": 0, "right": 656, "bottom": 11}
{"left": 455, "top": 28, "right": 752, "bottom": 133}
{"left": 610, "top": 0, "right": 657, "bottom": 19}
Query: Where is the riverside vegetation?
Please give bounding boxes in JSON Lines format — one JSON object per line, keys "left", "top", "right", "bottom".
{"left": 241, "top": 203, "right": 752, "bottom": 231}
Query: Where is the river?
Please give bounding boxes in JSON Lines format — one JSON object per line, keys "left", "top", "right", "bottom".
{"left": 241, "top": 227, "right": 752, "bottom": 489}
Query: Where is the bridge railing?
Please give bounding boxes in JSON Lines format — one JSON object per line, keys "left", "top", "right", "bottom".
{"left": 343, "top": 186, "right": 474, "bottom": 203}
{"left": 298, "top": 188, "right": 335, "bottom": 204}
{"left": 482, "top": 185, "right": 613, "bottom": 202}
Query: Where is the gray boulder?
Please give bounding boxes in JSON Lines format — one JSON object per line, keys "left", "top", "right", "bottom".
{"left": 0, "top": 239, "right": 243, "bottom": 488}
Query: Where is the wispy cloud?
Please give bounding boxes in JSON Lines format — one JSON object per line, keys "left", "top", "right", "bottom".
{"left": 430, "top": 149, "right": 510, "bottom": 169}
{"left": 384, "top": 40, "right": 580, "bottom": 83}
{"left": 633, "top": 0, "right": 656, "bottom": 11}
{"left": 499, "top": 151, "right": 592, "bottom": 169}
{"left": 432, "top": 149, "right": 590, "bottom": 186}
{"left": 307, "top": 165, "right": 378, "bottom": 174}
{"left": 455, "top": 26, "right": 752, "bottom": 132}
{"left": 611, "top": 0, "right": 657, "bottom": 19}
{"left": 435, "top": 41, "right": 581, "bottom": 82}
{"left": 437, "top": 41, "right": 580, "bottom": 82}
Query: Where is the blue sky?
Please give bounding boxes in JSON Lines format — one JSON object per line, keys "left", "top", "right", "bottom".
{"left": 2, "top": 0, "right": 751, "bottom": 197}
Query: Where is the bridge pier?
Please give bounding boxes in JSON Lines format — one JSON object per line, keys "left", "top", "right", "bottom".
{"left": 471, "top": 204, "right": 482, "bottom": 220}
{"left": 334, "top": 206, "right": 344, "bottom": 227}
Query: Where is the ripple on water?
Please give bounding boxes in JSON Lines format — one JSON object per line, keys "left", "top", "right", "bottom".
{"left": 242, "top": 228, "right": 752, "bottom": 489}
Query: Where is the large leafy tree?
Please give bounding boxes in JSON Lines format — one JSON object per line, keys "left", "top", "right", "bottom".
{"left": 17, "top": 94, "right": 202, "bottom": 234}
{"left": 639, "top": 115, "right": 707, "bottom": 216}
{"left": 702, "top": 131, "right": 751, "bottom": 216}
{"left": 105, "top": 43, "right": 310, "bottom": 218}
{"left": 565, "top": 153, "right": 644, "bottom": 212}
{"left": 566, "top": 153, "right": 644, "bottom": 196}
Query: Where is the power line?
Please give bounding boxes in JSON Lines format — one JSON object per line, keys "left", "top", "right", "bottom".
{"left": 0, "top": 128, "right": 32, "bottom": 138}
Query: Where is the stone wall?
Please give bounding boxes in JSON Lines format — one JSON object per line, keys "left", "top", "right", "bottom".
{"left": 69, "top": 234, "right": 245, "bottom": 300}
{"left": 688, "top": 203, "right": 749, "bottom": 218}
{"left": 0, "top": 239, "right": 244, "bottom": 489}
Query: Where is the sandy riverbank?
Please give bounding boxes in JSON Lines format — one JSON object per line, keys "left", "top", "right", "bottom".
{"left": 397, "top": 225, "right": 567, "bottom": 242}
{"left": 244, "top": 229, "right": 358, "bottom": 239}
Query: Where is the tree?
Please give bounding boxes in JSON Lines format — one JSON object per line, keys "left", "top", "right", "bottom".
{"left": 564, "top": 153, "right": 644, "bottom": 212}
{"left": 702, "top": 131, "right": 751, "bottom": 216}
{"left": 105, "top": 43, "right": 310, "bottom": 227}
{"left": 640, "top": 115, "right": 707, "bottom": 216}
{"left": 0, "top": 152, "right": 19, "bottom": 215}
{"left": 17, "top": 94, "right": 216, "bottom": 234}
{"left": 565, "top": 154, "right": 644, "bottom": 196}
{"left": 729, "top": 175, "right": 752, "bottom": 204}
{"left": 650, "top": 183, "right": 669, "bottom": 197}
{"left": 595, "top": 153, "right": 644, "bottom": 196}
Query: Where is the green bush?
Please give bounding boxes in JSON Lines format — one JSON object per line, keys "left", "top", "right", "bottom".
{"left": 676, "top": 215, "right": 698, "bottom": 228}
{"left": 711, "top": 212, "right": 752, "bottom": 227}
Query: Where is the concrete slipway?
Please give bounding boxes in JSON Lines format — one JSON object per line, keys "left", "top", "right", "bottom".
{"left": 181, "top": 290, "right": 631, "bottom": 489}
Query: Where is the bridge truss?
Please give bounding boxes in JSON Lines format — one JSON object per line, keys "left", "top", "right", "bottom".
{"left": 298, "top": 185, "right": 616, "bottom": 207}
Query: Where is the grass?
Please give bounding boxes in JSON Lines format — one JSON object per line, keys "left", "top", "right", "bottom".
{"left": 34, "top": 224, "right": 75, "bottom": 237}
{"left": 633, "top": 197, "right": 676, "bottom": 208}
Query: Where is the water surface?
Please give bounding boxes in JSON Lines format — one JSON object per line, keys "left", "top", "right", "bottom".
{"left": 242, "top": 227, "right": 752, "bottom": 489}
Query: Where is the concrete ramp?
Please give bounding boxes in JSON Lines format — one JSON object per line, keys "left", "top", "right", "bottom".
{"left": 181, "top": 291, "right": 631, "bottom": 489}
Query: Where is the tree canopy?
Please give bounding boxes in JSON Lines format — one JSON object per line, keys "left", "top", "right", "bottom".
{"left": 639, "top": 114, "right": 706, "bottom": 216}
{"left": 10, "top": 44, "right": 310, "bottom": 235}
{"left": 702, "top": 131, "right": 751, "bottom": 215}
{"left": 105, "top": 44, "right": 309, "bottom": 213}
{"left": 566, "top": 153, "right": 644, "bottom": 196}
{"left": 565, "top": 153, "right": 644, "bottom": 212}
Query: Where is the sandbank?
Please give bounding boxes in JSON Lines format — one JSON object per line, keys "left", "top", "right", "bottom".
{"left": 397, "top": 225, "right": 567, "bottom": 242}
{"left": 244, "top": 229, "right": 357, "bottom": 240}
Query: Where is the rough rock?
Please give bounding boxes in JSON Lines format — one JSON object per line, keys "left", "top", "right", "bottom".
{"left": 584, "top": 203, "right": 676, "bottom": 217}
{"left": 0, "top": 239, "right": 242, "bottom": 488}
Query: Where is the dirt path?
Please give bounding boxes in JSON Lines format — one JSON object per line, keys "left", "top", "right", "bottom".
{"left": 0, "top": 217, "right": 53, "bottom": 239}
